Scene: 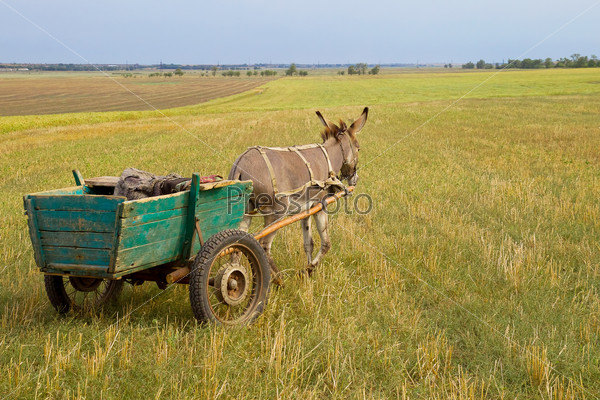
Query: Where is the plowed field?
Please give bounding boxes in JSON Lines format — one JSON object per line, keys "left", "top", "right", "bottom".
{"left": 0, "top": 74, "right": 275, "bottom": 116}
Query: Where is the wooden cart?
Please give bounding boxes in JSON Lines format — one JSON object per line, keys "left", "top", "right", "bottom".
{"left": 24, "top": 170, "right": 352, "bottom": 325}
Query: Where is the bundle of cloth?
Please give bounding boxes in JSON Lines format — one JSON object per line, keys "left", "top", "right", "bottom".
{"left": 114, "top": 168, "right": 221, "bottom": 200}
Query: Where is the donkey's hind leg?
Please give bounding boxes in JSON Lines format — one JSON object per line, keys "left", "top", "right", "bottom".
{"left": 307, "top": 210, "right": 331, "bottom": 276}
{"left": 260, "top": 214, "right": 284, "bottom": 286}
{"left": 300, "top": 217, "right": 314, "bottom": 266}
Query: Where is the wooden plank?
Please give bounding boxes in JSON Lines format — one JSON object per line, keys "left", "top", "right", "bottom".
{"left": 44, "top": 268, "right": 111, "bottom": 279}
{"left": 34, "top": 195, "right": 123, "bottom": 212}
{"left": 120, "top": 207, "right": 187, "bottom": 228}
{"left": 47, "top": 263, "right": 109, "bottom": 273}
{"left": 108, "top": 202, "right": 124, "bottom": 273}
{"left": 118, "top": 216, "right": 187, "bottom": 249}
{"left": 72, "top": 169, "right": 84, "bottom": 186}
{"left": 36, "top": 210, "right": 117, "bottom": 233}
{"left": 24, "top": 197, "right": 46, "bottom": 268}
{"left": 40, "top": 231, "right": 113, "bottom": 249}
{"left": 27, "top": 186, "right": 85, "bottom": 196}
{"left": 182, "top": 174, "right": 201, "bottom": 259}
{"left": 85, "top": 176, "right": 119, "bottom": 188}
{"left": 112, "top": 258, "right": 184, "bottom": 278}
{"left": 115, "top": 236, "right": 184, "bottom": 272}
{"left": 43, "top": 246, "right": 111, "bottom": 266}
{"left": 196, "top": 182, "right": 252, "bottom": 205}
{"left": 196, "top": 205, "right": 245, "bottom": 239}
{"left": 121, "top": 191, "right": 189, "bottom": 218}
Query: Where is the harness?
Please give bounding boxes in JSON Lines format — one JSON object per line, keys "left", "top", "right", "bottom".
{"left": 253, "top": 142, "right": 346, "bottom": 198}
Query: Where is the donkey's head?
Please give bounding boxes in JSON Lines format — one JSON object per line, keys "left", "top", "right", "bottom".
{"left": 316, "top": 107, "right": 368, "bottom": 186}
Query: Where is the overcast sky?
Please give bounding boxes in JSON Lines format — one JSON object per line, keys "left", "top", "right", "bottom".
{"left": 1, "top": 0, "right": 598, "bottom": 65}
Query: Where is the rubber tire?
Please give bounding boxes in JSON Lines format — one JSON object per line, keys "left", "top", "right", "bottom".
{"left": 44, "top": 275, "right": 124, "bottom": 314}
{"left": 189, "top": 229, "right": 270, "bottom": 326}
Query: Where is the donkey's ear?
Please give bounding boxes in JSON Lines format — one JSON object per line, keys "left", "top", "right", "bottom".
{"left": 347, "top": 107, "right": 369, "bottom": 136}
{"left": 316, "top": 110, "right": 339, "bottom": 131}
{"left": 316, "top": 111, "right": 328, "bottom": 127}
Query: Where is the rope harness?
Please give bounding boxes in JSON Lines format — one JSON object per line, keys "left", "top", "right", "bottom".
{"left": 252, "top": 141, "right": 347, "bottom": 199}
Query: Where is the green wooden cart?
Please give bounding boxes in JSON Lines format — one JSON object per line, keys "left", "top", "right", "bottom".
{"left": 24, "top": 171, "right": 270, "bottom": 325}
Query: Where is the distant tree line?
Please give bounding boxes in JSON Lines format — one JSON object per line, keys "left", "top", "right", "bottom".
{"left": 347, "top": 63, "right": 380, "bottom": 75}
{"left": 462, "top": 54, "right": 599, "bottom": 69}
{"left": 284, "top": 63, "right": 308, "bottom": 76}
{"left": 222, "top": 70, "right": 241, "bottom": 77}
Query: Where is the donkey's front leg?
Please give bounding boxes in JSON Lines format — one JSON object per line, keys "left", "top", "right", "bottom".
{"left": 307, "top": 210, "right": 331, "bottom": 276}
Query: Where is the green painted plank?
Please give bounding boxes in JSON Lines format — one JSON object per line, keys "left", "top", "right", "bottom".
{"left": 118, "top": 216, "right": 187, "bottom": 249}
{"left": 43, "top": 246, "right": 111, "bottom": 266}
{"left": 121, "top": 191, "right": 188, "bottom": 218}
{"left": 196, "top": 183, "right": 252, "bottom": 205}
{"left": 37, "top": 210, "right": 117, "bottom": 233}
{"left": 40, "top": 231, "right": 113, "bottom": 249}
{"left": 28, "top": 186, "right": 85, "bottom": 196}
{"left": 112, "top": 257, "right": 183, "bottom": 278}
{"left": 108, "top": 202, "right": 124, "bottom": 273}
{"left": 197, "top": 206, "right": 245, "bottom": 239}
{"left": 120, "top": 207, "right": 187, "bottom": 228}
{"left": 194, "top": 196, "right": 246, "bottom": 215}
{"left": 182, "top": 174, "right": 201, "bottom": 260}
{"left": 24, "top": 198, "right": 46, "bottom": 268}
{"left": 72, "top": 169, "right": 84, "bottom": 186}
{"left": 34, "top": 195, "right": 123, "bottom": 212}
{"left": 115, "top": 236, "right": 184, "bottom": 272}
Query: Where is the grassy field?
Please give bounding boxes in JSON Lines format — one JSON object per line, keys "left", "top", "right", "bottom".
{"left": 1, "top": 68, "right": 600, "bottom": 398}
{"left": 0, "top": 72, "right": 275, "bottom": 116}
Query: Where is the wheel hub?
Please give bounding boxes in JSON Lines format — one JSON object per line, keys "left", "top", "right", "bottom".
{"left": 214, "top": 263, "right": 249, "bottom": 306}
{"left": 69, "top": 277, "right": 102, "bottom": 292}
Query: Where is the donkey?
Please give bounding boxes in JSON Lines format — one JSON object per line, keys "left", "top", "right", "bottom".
{"left": 228, "top": 107, "right": 368, "bottom": 280}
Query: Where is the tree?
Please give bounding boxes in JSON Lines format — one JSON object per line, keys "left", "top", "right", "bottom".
{"left": 298, "top": 70, "right": 308, "bottom": 76}
{"left": 368, "top": 65, "right": 380, "bottom": 75}
{"left": 462, "top": 62, "right": 475, "bottom": 69}
{"left": 544, "top": 58, "right": 554, "bottom": 68}
{"left": 356, "top": 63, "right": 368, "bottom": 75}
{"left": 348, "top": 65, "right": 357, "bottom": 75}
{"left": 285, "top": 63, "right": 297, "bottom": 76}
{"left": 247, "top": 70, "right": 253, "bottom": 76}
{"left": 164, "top": 72, "right": 173, "bottom": 77}
{"left": 476, "top": 59, "right": 486, "bottom": 69}
{"left": 211, "top": 66, "right": 218, "bottom": 76}
{"left": 338, "top": 70, "right": 345, "bottom": 75}
{"left": 174, "top": 68, "right": 184, "bottom": 77}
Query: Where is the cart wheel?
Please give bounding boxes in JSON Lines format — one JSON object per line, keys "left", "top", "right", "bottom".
{"left": 189, "top": 229, "right": 270, "bottom": 326}
{"left": 44, "top": 275, "right": 124, "bottom": 314}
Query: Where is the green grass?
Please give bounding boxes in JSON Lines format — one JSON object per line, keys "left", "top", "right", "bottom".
{"left": 1, "top": 68, "right": 600, "bottom": 398}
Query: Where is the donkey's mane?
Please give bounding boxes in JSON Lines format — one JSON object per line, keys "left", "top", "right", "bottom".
{"left": 320, "top": 120, "right": 348, "bottom": 142}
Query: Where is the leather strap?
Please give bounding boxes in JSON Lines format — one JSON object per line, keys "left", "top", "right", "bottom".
{"left": 257, "top": 147, "right": 279, "bottom": 194}
{"left": 317, "top": 143, "right": 335, "bottom": 178}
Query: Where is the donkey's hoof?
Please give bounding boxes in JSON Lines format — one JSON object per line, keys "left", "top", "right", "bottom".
{"left": 305, "top": 265, "right": 315, "bottom": 278}
{"left": 271, "top": 273, "right": 284, "bottom": 287}
{"left": 297, "top": 269, "right": 310, "bottom": 280}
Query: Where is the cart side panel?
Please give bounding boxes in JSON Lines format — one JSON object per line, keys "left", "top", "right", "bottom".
{"left": 191, "top": 182, "right": 252, "bottom": 254}
{"left": 114, "top": 191, "right": 190, "bottom": 273}
{"left": 25, "top": 194, "right": 123, "bottom": 274}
